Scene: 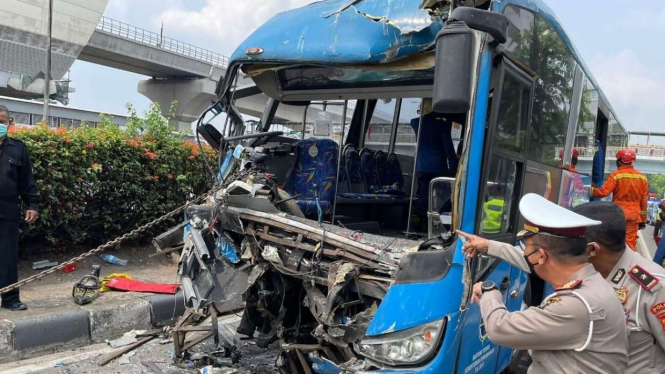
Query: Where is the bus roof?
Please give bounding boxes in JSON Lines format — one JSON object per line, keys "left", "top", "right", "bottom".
{"left": 229, "top": 0, "right": 444, "bottom": 66}
{"left": 225, "top": 0, "right": 627, "bottom": 135}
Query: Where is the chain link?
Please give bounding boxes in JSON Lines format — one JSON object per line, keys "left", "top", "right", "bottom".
{"left": 0, "top": 168, "right": 248, "bottom": 295}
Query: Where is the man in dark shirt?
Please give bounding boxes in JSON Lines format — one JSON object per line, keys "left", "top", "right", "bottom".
{"left": 409, "top": 99, "right": 458, "bottom": 232}
{"left": 0, "top": 105, "right": 39, "bottom": 310}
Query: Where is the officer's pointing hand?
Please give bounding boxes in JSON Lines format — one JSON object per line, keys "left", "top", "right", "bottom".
{"left": 470, "top": 282, "right": 483, "bottom": 304}
{"left": 25, "top": 210, "right": 38, "bottom": 224}
{"left": 456, "top": 230, "right": 490, "bottom": 259}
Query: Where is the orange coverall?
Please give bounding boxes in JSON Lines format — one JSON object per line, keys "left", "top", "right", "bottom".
{"left": 592, "top": 165, "right": 649, "bottom": 250}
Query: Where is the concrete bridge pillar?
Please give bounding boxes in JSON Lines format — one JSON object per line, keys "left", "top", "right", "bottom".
{"left": 138, "top": 78, "right": 218, "bottom": 133}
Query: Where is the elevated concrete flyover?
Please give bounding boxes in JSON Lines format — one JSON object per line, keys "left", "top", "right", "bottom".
{"left": 79, "top": 17, "right": 227, "bottom": 80}
{"left": 80, "top": 17, "right": 357, "bottom": 132}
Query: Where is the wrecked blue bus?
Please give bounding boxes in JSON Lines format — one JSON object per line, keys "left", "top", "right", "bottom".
{"left": 170, "top": 0, "right": 631, "bottom": 373}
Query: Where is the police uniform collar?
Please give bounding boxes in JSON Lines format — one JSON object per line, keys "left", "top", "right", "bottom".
{"left": 570, "top": 263, "right": 597, "bottom": 280}
{"left": 606, "top": 249, "right": 633, "bottom": 285}
{"left": 517, "top": 193, "right": 602, "bottom": 238}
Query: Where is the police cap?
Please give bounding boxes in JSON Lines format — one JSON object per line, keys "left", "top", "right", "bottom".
{"left": 517, "top": 193, "right": 601, "bottom": 238}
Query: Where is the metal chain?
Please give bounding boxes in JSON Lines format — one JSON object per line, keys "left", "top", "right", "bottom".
{"left": 0, "top": 168, "right": 248, "bottom": 295}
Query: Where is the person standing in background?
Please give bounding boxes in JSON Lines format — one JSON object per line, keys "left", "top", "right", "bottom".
{"left": 592, "top": 149, "right": 649, "bottom": 251}
{"left": 0, "top": 105, "right": 39, "bottom": 311}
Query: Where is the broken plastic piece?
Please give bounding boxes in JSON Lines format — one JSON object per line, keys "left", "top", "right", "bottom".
{"left": 107, "top": 335, "right": 138, "bottom": 348}
{"left": 118, "top": 351, "right": 136, "bottom": 365}
{"left": 216, "top": 236, "right": 240, "bottom": 264}
{"left": 261, "top": 245, "right": 284, "bottom": 266}
{"left": 32, "top": 260, "right": 58, "bottom": 270}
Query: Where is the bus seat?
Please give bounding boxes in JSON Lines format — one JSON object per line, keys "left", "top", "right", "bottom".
{"left": 360, "top": 148, "right": 381, "bottom": 193}
{"left": 345, "top": 147, "right": 367, "bottom": 194}
{"left": 366, "top": 150, "right": 404, "bottom": 195}
{"left": 337, "top": 144, "right": 354, "bottom": 194}
{"left": 338, "top": 148, "right": 406, "bottom": 203}
{"left": 386, "top": 153, "right": 405, "bottom": 189}
{"left": 283, "top": 138, "right": 339, "bottom": 218}
{"left": 375, "top": 150, "right": 389, "bottom": 185}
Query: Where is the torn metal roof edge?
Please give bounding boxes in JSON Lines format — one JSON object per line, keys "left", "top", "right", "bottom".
{"left": 228, "top": 0, "right": 446, "bottom": 66}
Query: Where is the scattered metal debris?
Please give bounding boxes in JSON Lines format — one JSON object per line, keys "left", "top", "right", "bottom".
{"left": 118, "top": 350, "right": 136, "bottom": 365}
{"left": 141, "top": 361, "right": 166, "bottom": 374}
{"left": 98, "top": 335, "right": 157, "bottom": 366}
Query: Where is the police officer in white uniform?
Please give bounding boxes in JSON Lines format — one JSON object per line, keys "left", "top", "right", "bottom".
{"left": 461, "top": 194, "right": 628, "bottom": 374}
{"left": 573, "top": 202, "right": 665, "bottom": 374}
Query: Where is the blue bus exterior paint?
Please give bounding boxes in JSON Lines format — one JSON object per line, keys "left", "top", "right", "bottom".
{"left": 218, "top": 1, "right": 627, "bottom": 373}
{"left": 230, "top": 0, "right": 444, "bottom": 66}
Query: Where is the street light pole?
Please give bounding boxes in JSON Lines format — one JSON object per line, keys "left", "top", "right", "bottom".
{"left": 43, "top": 0, "right": 53, "bottom": 125}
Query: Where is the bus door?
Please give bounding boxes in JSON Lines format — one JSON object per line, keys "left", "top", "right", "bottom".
{"left": 456, "top": 57, "right": 534, "bottom": 374}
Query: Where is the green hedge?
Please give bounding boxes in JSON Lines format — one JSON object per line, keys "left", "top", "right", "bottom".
{"left": 10, "top": 103, "right": 216, "bottom": 248}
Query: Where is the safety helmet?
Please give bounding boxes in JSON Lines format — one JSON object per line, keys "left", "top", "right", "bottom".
{"left": 558, "top": 148, "right": 579, "bottom": 159}
{"left": 616, "top": 149, "right": 636, "bottom": 164}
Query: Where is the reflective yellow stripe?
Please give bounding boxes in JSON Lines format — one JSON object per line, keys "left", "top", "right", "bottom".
{"left": 613, "top": 174, "right": 647, "bottom": 181}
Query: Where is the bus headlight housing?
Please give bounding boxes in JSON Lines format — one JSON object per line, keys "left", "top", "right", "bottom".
{"left": 356, "top": 318, "right": 446, "bottom": 366}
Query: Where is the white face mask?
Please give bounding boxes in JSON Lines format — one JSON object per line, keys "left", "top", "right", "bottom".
{"left": 0, "top": 124, "right": 7, "bottom": 138}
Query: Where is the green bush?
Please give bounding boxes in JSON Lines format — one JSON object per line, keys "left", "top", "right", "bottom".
{"left": 10, "top": 102, "right": 216, "bottom": 248}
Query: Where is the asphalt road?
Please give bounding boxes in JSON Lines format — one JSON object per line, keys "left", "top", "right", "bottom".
{"left": 644, "top": 225, "right": 658, "bottom": 258}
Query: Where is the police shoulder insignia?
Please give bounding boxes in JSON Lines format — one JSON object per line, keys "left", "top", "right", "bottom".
{"left": 650, "top": 301, "right": 665, "bottom": 316}
{"left": 629, "top": 265, "right": 659, "bottom": 291}
{"left": 545, "top": 296, "right": 561, "bottom": 306}
{"left": 611, "top": 268, "right": 626, "bottom": 284}
{"left": 652, "top": 302, "right": 665, "bottom": 331}
{"left": 615, "top": 287, "right": 628, "bottom": 304}
{"left": 556, "top": 279, "right": 583, "bottom": 291}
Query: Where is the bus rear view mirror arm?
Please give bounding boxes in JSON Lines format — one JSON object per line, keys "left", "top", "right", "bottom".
{"left": 450, "top": 7, "right": 509, "bottom": 44}
{"left": 432, "top": 8, "right": 509, "bottom": 114}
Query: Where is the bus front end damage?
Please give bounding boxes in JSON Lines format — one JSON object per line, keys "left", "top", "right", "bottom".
{"left": 161, "top": 162, "right": 454, "bottom": 372}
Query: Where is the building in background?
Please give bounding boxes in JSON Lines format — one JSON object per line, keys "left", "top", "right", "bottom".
{"left": 0, "top": 95, "right": 128, "bottom": 129}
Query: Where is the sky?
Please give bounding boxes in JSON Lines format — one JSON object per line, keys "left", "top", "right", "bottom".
{"left": 67, "top": 0, "right": 665, "bottom": 144}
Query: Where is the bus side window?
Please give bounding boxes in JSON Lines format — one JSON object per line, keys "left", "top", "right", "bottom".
{"left": 475, "top": 158, "right": 520, "bottom": 281}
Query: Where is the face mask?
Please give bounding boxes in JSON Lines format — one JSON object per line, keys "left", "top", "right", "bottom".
{"left": 523, "top": 253, "right": 537, "bottom": 274}
{"left": 0, "top": 124, "right": 7, "bottom": 138}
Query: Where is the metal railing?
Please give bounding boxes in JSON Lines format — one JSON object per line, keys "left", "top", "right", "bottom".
{"left": 555, "top": 145, "right": 665, "bottom": 159}
{"left": 96, "top": 16, "right": 230, "bottom": 69}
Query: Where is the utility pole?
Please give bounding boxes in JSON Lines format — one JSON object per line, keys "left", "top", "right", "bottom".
{"left": 43, "top": 0, "right": 53, "bottom": 125}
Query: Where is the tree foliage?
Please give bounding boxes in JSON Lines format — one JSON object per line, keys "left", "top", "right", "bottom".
{"left": 648, "top": 174, "right": 665, "bottom": 198}
{"left": 9, "top": 102, "right": 215, "bottom": 248}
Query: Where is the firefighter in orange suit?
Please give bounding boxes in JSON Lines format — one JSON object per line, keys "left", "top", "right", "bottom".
{"left": 559, "top": 148, "right": 579, "bottom": 173}
{"left": 592, "top": 149, "right": 649, "bottom": 251}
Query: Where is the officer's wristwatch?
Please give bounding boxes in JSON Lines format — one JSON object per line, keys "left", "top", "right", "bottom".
{"left": 481, "top": 280, "right": 498, "bottom": 294}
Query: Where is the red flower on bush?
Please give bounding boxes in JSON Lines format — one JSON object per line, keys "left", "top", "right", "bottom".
{"left": 188, "top": 155, "right": 196, "bottom": 160}
{"left": 128, "top": 139, "right": 138, "bottom": 147}
{"left": 145, "top": 151, "right": 158, "bottom": 160}
{"left": 167, "top": 174, "right": 174, "bottom": 179}
{"left": 65, "top": 136, "right": 71, "bottom": 143}
{"left": 86, "top": 143, "right": 94, "bottom": 149}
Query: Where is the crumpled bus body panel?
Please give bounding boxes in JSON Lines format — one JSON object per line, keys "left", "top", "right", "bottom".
{"left": 229, "top": 0, "right": 445, "bottom": 65}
